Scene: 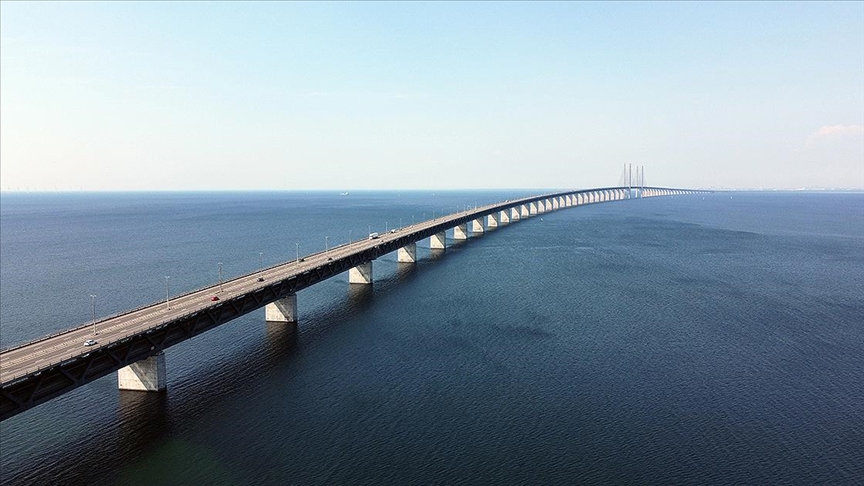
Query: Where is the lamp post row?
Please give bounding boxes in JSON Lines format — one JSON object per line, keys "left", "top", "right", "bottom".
{"left": 92, "top": 207, "right": 468, "bottom": 326}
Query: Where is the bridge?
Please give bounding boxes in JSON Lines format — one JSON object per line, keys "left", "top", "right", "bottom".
{"left": 0, "top": 186, "right": 707, "bottom": 421}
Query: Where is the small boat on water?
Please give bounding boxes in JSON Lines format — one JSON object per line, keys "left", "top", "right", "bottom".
{"left": 340, "top": 192, "right": 349, "bottom": 196}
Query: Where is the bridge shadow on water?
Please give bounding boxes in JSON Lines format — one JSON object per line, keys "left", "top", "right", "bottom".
{"left": 2, "top": 233, "right": 505, "bottom": 485}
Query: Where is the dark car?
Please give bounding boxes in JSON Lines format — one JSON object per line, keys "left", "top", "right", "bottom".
{"left": 210, "top": 296, "right": 220, "bottom": 301}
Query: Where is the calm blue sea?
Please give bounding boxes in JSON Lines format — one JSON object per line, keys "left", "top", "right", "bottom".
{"left": 1, "top": 191, "right": 862, "bottom": 485}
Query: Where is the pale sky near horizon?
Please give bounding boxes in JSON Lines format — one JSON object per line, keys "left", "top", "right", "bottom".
{"left": 1, "top": 1, "right": 862, "bottom": 191}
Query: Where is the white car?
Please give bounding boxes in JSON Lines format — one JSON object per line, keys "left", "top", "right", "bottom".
{"left": 84, "top": 339, "right": 97, "bottom": 346}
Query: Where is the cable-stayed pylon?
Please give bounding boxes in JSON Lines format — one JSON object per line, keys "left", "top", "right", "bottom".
{"left": 618, "top": 164, "right": 628, "bottom": 187}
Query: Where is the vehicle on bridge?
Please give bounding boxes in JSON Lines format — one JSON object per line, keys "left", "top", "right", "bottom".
{"left": 368, "top": 232, "right": 379, "bottom": 239}
{"left": 84, "top": 339, "right": 97, "bottom": 347}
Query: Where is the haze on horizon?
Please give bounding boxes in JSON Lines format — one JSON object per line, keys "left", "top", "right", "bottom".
{"left": 1, "top": 2, "right": 862, "bottom": 192}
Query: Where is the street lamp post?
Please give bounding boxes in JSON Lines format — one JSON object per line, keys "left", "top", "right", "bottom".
{"left": 385, "top": 221, "right": 388, "bottom": 232}
{"left": 164, "top": 276, "right": 171, "bottom": 309}
{"left": 296, "top": 243, "right": 300, "bottom": 263}
{"left": 218, "top": 262, "right": 223, "bottom": 291}
{"left": 325, "top": 235, "right": 329, "bottom": 253}
{"left": 90, "top": 294, "right": 97, "bottom": 335}
{"left": 348, "top": 229, "right": 352, "bottom": 244}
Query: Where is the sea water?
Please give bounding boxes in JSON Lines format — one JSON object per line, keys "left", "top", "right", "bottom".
{"left": 1, "top": 191, "right": 862, "bottom": 485}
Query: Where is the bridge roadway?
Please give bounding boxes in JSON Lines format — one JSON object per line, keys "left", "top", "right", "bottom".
{"left": 0, "top": 186, "right": 706, "bottom": 420}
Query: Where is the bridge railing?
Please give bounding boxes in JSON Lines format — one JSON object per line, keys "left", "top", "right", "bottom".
{"left": 1, "top": 187, "right": 709, "bottom": 356}
{"left": 0, "top": 240, "right": 349, "bottom": 355}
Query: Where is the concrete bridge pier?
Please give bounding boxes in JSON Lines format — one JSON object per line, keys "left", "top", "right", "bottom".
{"left": 349, "top": 262, "right": 373, "bottom": 284}
{"left": 430, "top": 231, "right": 446, "bottom": 250}
{"left": 471, "top": 218, "right": 485, "bottom": 234}
{"left": 265, "top": 294, "right": 298, "bottom": 323}
{"left": 520, "top": 205, "right": 529, "bottom": 218}
{"left": 487, "top": 213, "right": 499, "bottom": 228}
{"left": 453, "top": 223, "right": 468, "bottom": 240}
{"left": 529, "top": 202, "right": 538, "bottom": 215}
{"left": 510, "top": 207, "right": 521, "bottom": 221}
{"left": 118, "top": 352, "right": 167, "bottom": 392}
{"left": 499, "top": 210, "right": 510, "bottom": 225}
{"left": 397, "top": 243, "right": 417, "bottom": 263}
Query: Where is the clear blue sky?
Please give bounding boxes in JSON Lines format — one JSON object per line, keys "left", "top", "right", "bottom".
{"left": 1, "top": 1, "right": 862, "bottom": 191}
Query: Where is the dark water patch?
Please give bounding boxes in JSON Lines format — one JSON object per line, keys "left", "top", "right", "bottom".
{"left": 2, "top": 192, "right": 863, "bottom": 485}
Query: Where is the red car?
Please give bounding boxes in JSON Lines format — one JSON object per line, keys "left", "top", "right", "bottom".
{"left": 210, "top": 296, "right": 220, "bottom": 301}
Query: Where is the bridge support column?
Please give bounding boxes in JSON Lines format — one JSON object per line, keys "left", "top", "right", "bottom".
{"left": 118, "top": 352, "right": 167, "bottom": 392}
{"left": 349, "top": 262, "right": 373, "bottom": 284}
{"left": 529, "top": 202, "right": 538, "bottom": 215}
{"left": 472, "top": 218, "right": 485, "bottom": 234}
{"left": 265, "top": 294, "right": 297, "bottom": 323}
{"left": 430, "top": 231, "right": 446, "bottom": 249}
{"left": 499, "top": 210, "right": 510, "bottom": 224}
{"left": 510, "top": 207, "right": 521, "bottom": 221}
{"left": 397, "top": 243, "right": 417, "bottom": 263}
{"left": 552, "top": 198, "right": 560, "bottom": 210}
{"left": 454, "top": 223, "right": 468, "bottom": 240}
{"left": 520, "top": 205, "right": 529, "bottom": 217}
{"left": 487, "top": 213, "right": 499, "bottom": 228}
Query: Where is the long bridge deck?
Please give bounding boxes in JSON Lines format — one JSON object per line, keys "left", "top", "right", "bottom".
{"left": 0, "top": 186, "right": 705, "bottom": 420}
